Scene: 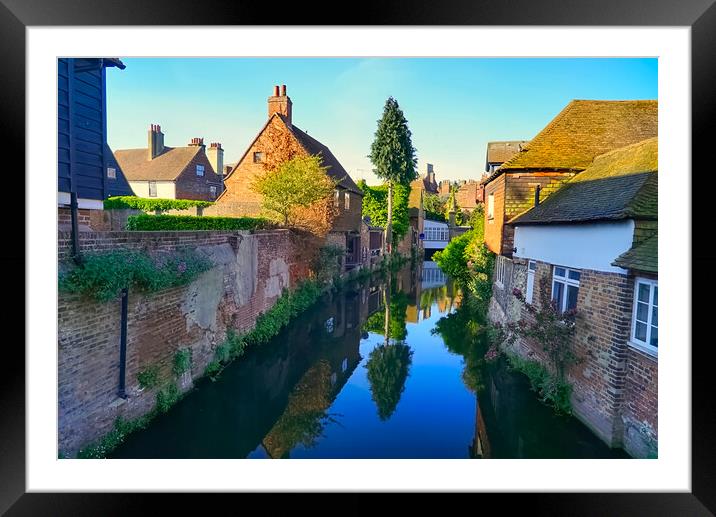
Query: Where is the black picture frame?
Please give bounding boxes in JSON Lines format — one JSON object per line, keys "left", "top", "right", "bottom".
{"left": 4, "top": 0, "right": 713, "bottom": 514}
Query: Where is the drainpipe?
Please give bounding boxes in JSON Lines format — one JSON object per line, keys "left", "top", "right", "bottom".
{"left": 117, "top": 287, "right": 129, "bottom": 399}
{"left": 534, "top": 185, "right": 541, "bottom": 207}
{"left": 69, "top": 192, "right": 83, "bottom": 265}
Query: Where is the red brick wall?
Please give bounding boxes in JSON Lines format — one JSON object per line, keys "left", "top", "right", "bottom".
{"left": 57, "top": 229, "right": 310, "bottom": 456}
{"left": 498, "top": 258, "right": 658, "bottom": 456}
{"left": 174, "top": 149, "right": 224, "bottom": 201}
{"left": 622, "top": 348, "right": 658, "bottom": 457}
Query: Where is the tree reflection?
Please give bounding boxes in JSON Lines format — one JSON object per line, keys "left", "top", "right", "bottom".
{"left": 432, "top": 296, "right": 490, "bottom": 393}
{"left": 363, "top": 272, "right": 414, "bottom": 420}
{"left": 366, "top": 342, "right": 414, "bottom": 420}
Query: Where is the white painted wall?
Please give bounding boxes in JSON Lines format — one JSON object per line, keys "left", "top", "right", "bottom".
{"left": 129, "top": 181, "right": 176, "bottom": 199}
{"left": 513, "top": 220, "right": 635, "bottom": 274}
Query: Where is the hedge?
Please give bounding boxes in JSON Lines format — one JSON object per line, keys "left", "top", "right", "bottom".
{"left": 104, "top": 196, "right": 214, "bottom": 212}
{"left": 126, "top": 214, "right": 272, "bottom": 231}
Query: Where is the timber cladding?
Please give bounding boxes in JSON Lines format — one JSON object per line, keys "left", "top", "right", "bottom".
{"left": 57, "top": 229, "right": 310, "bottom": 456}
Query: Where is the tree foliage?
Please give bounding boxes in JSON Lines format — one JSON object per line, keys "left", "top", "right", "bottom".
{"left": 368, "top": 97, "right": 418, "bottom": 252}
{"left": 423, "top": 192, "right": 447, "bottom": 222}
{"left": 357, "top": 180, "right": 410, "bottom": 243}
{"left": 365, "top": 342, "right": 413, "bottom": 420}
{"left": 250, "top": 154, "right": 339, "bottom": 230}
{"left": 368, "top": 97, "right": 418, "bottom": 186}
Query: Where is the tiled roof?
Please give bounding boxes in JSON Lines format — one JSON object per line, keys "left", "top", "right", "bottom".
{"left": 613, "top": 232, "right": 657, "bottom": 273}
{"left": 282, "top": 115, "right": 363, "bottom": 195}
{"left": 485, "top": 140, "right": 529, "bottom": 168}
{"left": 114, "top": 146, "right": 201, "bottom": 181}
{"left": 481, "top": 100, "right": 657, "bottom": 185}
{"left": 510, "top": 137, "right": 657, "bottom": 225}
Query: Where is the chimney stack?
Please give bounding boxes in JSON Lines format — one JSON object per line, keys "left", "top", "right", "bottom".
{"left": 268, "top": 84, "right": 292, "bottom": 125}
{"left": 147, "top": 124, "right": 165, "bottom": 160}
{"left": 188, "top": 137, "right": 205, "bottom": 147}
{"left": 206, "top": 142, "right": 224, "bottom": 182}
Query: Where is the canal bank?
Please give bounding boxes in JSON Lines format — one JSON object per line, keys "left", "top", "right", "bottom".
{"left": 109, "top": 262, "right": 628, "bottom": 459}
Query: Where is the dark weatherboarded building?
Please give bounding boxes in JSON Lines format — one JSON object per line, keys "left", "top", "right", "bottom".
{"left": 58, "top": 58, "right": 133, "bottom": 228}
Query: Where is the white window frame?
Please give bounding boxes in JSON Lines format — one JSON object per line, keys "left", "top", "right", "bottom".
{"left": 196, "top": 164, "right": 205, "bottom": 177}
{"left": 253, "top": 152, "right": 263, "bottom": 163}
{"left": 209, "top": 185, "right": 217, "bottom": 198}
{"left": 107, "top": 167, "right": 116, "bottom": 179}
{"left": 334, "top": 189, "right": 340, "bottom": 207}
{"left": 344, "top": 192, "right": 350, "bottom": 210}
{"left": 487, "top": 193, "right": 495, "bottom": 221}
{"left": 526, "top": 260, "right": 537, "bottom": 303}
{"left": 148, "top": 180, "right": 157, "bottom": 197}
{"left": 551, "top": 265, "right": 581, "bottom": 312}
{"left": 630, "top": 277, "right": 658, "bottom": 357}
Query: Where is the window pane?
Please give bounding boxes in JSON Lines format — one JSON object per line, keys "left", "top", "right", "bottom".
{"left": 651, "top": 306, "right": 658, "bottom": 326}
{"left": 635, "top": 321, "right": 647, "bottom": 342}
{"left": 653, "top": 286, "right": 658, "bottom": 306}
{"left": 638, "top": 283, "right": 650, "bottom": 303}
{"left": 526, "top": 272, "right": 535, "bottom": 303}
{"left": 555, "top": 267, "right": 566, "bottom": 277}
{"left": 636, "top": 301, "right": 649, "bottom": 323}
{"left": 568, "top": 270, "right": 581, "bottom": 281}
{"left": 650, "top": 326, "right": 658, "bottom": 348}
{"left": 528, "top": 261, "right": 537, "bottom": 271}
{"left": 566, "top": 285, "right": 578, "bottom": 310}
{"left": 552, "top": 281, "right": 564, "bottom": 307}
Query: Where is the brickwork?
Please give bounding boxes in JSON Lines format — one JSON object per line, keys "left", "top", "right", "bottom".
{"left": 488, "top": 258, "right": 657, "bottom": 457}
{"left": 622, "top": 347, "right": 658, "bottom": 457}
{"left": 57, "top": 229, "right": 309, "bottom": 456}
{"left": 174, "top": 150, "right": 224, "bottom": 201}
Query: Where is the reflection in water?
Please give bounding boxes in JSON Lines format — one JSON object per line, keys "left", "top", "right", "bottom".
{"left": 110, "top": 261, "right": 628, "bottom": 459}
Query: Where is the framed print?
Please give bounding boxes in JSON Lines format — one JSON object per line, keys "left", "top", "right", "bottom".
{"left": 3, "top": 0, "right": 714, "bottom": 514}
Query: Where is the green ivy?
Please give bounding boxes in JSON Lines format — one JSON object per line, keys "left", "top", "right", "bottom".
{"left": 104, "top": 196, "right": 214, "bottom": 212}
{"left": 126, "top": 214, "right": 271, "bottom": 231}
{"left": 59, "top": 248, "right": 213, "bottom": 302}
{"left": 155, "top": 383, "right": 181, "bottom": 414}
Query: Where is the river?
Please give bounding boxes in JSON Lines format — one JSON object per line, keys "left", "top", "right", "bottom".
{"left": 110, "top": 261, "right": 628, "bottom": 459}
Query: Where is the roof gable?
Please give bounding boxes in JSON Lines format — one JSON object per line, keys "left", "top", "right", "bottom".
{"left": 114, "top": 146, "right": 201, "bottom": 182}
{"left": 510, "top": 137, "right": 658, "bottom": 225}
{"left": 222, "top": 113, "right": 362, "bottom": 195}
{"left": 498, "top": 100, "right": 658, "bottom": 173}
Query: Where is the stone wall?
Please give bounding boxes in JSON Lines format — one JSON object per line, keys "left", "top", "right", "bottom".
{"left": 487, "top": 257, "right": 658, "bottom": 457}
{"left": 57, "top": 229, "right": 309, "bottom": 456}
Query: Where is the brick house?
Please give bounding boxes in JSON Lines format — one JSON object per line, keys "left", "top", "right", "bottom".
{"left": 58, "top": 58, "right": 133, "bottom": 231}
{"left": 454, "top": 180, "right": 485, "bottom": 216}
{"left": 212, "top": 85, "right": 364, "bottom": 268}
{"left": 492, "top": 137, "right": 658, "bottom": 458}
{"left": 485, "top": 140, "right": 529, "bottom": 175}
{"left": 114, "top": 127, "right": 224, "bottom": 201}
{"left": 481, "top": 100, "right": 658, "bottom": 257}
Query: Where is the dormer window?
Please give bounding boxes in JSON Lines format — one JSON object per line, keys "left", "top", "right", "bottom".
{"left": 196, "top": 164, "right": 205, "bottom": 177}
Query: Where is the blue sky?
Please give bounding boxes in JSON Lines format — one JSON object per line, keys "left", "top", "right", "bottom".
{"left": 106, "top": 58, "right": 657, "bottom": 184}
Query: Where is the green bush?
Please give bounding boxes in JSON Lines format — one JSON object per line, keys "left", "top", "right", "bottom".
{"left": 104, "top": 196, "right": 214, "bottom": 212}
{"left": 137, "top": 365, "right": 160, "bottom": 390}
{"left": 172, "top": 349, "right": 192, "bottom": 376}
{"left": 58, "top": 248, "right": 213, "bottom": 302}
{"left": 156, "top": 383, "right": 181, "bottom": 414}
{"left": 126, "top": 214, "right": 272, "bottom": 231}
{"left": 76, "top": 415, "right": 153, "bottom": 459}
{"left": 505, "top": 352, "right": 572, "bottom": 415}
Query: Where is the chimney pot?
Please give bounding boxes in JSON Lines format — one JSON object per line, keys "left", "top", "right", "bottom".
{"left": 281, "top": 84, "right": 287, "bottom": 96}
{"left": 273, "top": 85, "right": 280, "bottom": 96}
